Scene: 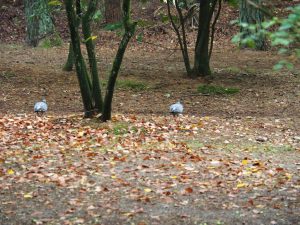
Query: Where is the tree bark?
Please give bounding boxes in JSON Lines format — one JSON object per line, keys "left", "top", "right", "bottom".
{"left": 193, "top": 0, "right": 213, "bottom": 77}
{"left": 240, "top": 0, "right": 266, "bottom": 50}
{"left": 105, "top": 0, "right": 121, "bottom": 23}
{"left": 24, "top": 0, "right": 54, "bottom": 47}
{"left": 82, "top": 0, "right": 103, "bottom": 113}
{"left": 63, "top": 42, "right": 74, "bottom": 71}
{"left": 65, "top": 0, "right": 94, "bottom": 117}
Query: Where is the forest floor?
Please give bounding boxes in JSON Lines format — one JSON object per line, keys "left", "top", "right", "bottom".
{"left": 0, "top": 39, "right": 300, "bottom": 225}
{"left": 1, "top": 1, "right": 300, "bottom": 225}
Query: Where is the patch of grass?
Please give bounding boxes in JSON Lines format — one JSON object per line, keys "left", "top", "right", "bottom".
{"left": 112, "top": 122, "right": 130, "bottom": 135}
{"left": 224, "top": 66, "right": 241, "bottom": 74}
{"left": 137, "top": 19, "right": 155, "bottom": 28}
{"left": 0, "top": 71, "right": 16, "bottom": 79}
{"left": 117, "top": 79, "right": 148, "bottom": 91}
{"left": 40, "top": 33, "right": 63, "bottom": 48}
{"left": 197, "top": 85, "right": 240, "bottom": 95}
{"left": 264, "top": 144, "right": 295, "bottom": 152}
{"left": 186, "top": 140, "right": 205, "bottom": 149}
{"left": 244, "top": 67, "right": 258, "bottom": 74}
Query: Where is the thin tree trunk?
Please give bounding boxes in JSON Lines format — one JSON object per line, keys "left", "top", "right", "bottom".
{"left": 65, "top": 0, "right": 94, "bottom": 117}
{"left": 167, "top": 0, "right": 192, "bottom": 76}
{"left": 193, "top": 0, "right": 212, "bottom": 77}
{"left": 82, "top": 0, "right": 103, "bottom": 113}
{"left": 101, "top": 0, "right": 136, "bottom": 122}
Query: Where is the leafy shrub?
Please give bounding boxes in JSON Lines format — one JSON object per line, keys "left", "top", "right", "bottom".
{"left": 232, "top": 4, "right": 300, "bottom": 70}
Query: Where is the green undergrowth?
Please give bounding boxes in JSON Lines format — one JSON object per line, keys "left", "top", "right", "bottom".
{"left": 117, "top": 79, "right": 148, "bottom": 91}
{"left": 102, "top": 79, "right": 148, "bottom": 91}
{"left": 0, "top": 71, "right": 16, "bottom": 79}
{"left": 40, "top": 33, "right": 63, "bottom": 48}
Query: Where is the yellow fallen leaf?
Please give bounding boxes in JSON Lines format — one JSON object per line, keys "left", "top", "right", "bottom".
{"left": 78, "top": 131, "right": 85, "bottom": 137}
{"left": 24, "top": 193, "right": 33, "bottom": 199}
{"left": 122, "top": 212, "right": 134, "bottom": 217}
{"left": 170, "top": 176, "right": 177, "bottom": 179}
{"left": 237, "top": 182, "right": 247, "bottom": 188}
{"left": 285, "top": 173, "right": 292, "bottom": 180}
{"left": 251, "top": 168, "right": 259, "bottom": 173}
{"left": 242, "top": 159, "right": 248, "bottom": 165}
{"left": 91, "top": 35, "right": 97, "bottom": 40}
{"left": 111, "top": 175, "right": 117, "bottom": 179}
{"left": 7, "top": 169, "right": 14, "bottom": 175}
{"left": 144, "top": 188, "right": 152, "bottom": 193}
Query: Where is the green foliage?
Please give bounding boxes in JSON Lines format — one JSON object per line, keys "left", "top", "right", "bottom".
{"left": 136, "top": 33, "right": 144, "bottom": 43}
{"left": 226, "top": 0, "right": 239, "bottom": 7}
{"left": 111, "top": 122, "right": 140, "bottom": 135}
{"left": 137, "top": 19, "right": 155, "bottom": 28}
{"left": 104, "top": 22, "right": 123, "bottom": 31}
{"left": 112, "top": 122, "right": 129, "bottom": 135}
{"left": 48, "top": 0, "right": 62, "bottom": 6}
{"left": 224, "top": 66, "right": 241, "bottom": 74}
{"left": 233, "top": 4, "right": 300, "bottom": 70}
{"left": 40, "top": 32, "right": 63, "bottom": 48}
{"left": 92, "top": 9, "right": 103, "bottom": 22}
{"left": 197, "top": 85, "right": 240, "bottom": 95}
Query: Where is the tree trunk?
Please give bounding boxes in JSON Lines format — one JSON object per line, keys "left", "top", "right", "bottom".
{"left": 65, "top": 0, "right": 94, "bottom": 117}
{"left": 63, "top": 42, "right": 74, "bottom": 71}
{"left": 82, "top": 0, "right": 103, "bottom": 113}
{"left": 193, "top": 0, "right": 212, "bottom": 77}
{"left": 167, "top": 0, "right": 192, "bottom": 76}
{"left": 101, "top": 0, "right": 136, "bottom": 122}
{"left": 105, "top": 0, "right": 121, "bottom": 23}
{"left": 239, "top": 0, "right": 266, "bottom": 50}
{"left": 24, "top": 0, "right": 54, "bottom": 47}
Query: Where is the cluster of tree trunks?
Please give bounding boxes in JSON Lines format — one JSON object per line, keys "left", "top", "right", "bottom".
{"left": 64, "top": 0, "right": 136, "bottom": 121}
{"left": 167, "top": 0, "right": 221, "bottom": 78}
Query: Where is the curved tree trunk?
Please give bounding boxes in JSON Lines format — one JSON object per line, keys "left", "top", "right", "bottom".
{"left": 63, "top": 42, "right": 74, "bottom": 71}
{"left": 101, "top": 0, "right": 136, "bottom": 122}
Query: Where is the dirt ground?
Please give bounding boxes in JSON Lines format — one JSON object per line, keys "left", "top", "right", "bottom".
{"left": 0, "top": 41, "right": 300, "bottom": 225}
{"left": 0, "top": 42, "right": 299, "bottom": 118}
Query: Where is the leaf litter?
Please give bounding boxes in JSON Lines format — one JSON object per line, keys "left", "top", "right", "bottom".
{"left": 0, "top": 113, "right": 299, "bottom": 224}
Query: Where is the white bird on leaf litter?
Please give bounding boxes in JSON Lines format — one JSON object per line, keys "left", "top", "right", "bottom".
{"left": 34, "top": 98, "right": 48, "bottom": 116}
{"left": 169, "top": 101, "right": 183, "bottom": 116}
